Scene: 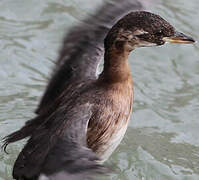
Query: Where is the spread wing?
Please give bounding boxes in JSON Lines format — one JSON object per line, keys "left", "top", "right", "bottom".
{"left": 36, "top": 0, "right": 145, "bottom": 114}
{"left": 8, "top": 103, "right": 107, "bottom": 180}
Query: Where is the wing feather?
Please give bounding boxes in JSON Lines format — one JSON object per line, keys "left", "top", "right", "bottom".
{"left": 9, "top": 103, "right": 106, "bottom": 180}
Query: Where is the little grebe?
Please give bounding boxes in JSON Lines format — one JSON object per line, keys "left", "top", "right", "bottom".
{"left": 3, "top": 3, "right": 195, "bottom": 180}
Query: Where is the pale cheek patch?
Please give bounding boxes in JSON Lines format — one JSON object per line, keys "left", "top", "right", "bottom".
{"left": 136, "top": 41, "right": 157, "bottom": 47}
{"left": 133, "top": 29, "right": 149, "bottom": 36}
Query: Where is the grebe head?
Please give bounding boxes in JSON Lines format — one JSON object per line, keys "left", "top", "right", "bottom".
{"left": 104, "top": 11, "right": 195, "bottom": 51}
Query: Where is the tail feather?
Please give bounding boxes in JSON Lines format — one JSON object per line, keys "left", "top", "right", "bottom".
{"left": 2, "top": 116, "right": 43, "bottom": 153}
{"left": 2, "top": 124, "right": 33, "bottom": 153}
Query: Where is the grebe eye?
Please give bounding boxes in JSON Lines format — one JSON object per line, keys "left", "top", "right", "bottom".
{"left": 155, "top": 30, "right": 162, "bottom": 36}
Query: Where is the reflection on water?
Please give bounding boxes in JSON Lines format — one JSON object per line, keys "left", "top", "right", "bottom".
{"left": 0, "top": 0, "right": 199, "bottom": 179}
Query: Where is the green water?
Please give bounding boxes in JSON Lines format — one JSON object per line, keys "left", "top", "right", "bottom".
{"left": 0, "top": 0, "right": 199, "bottom": 179}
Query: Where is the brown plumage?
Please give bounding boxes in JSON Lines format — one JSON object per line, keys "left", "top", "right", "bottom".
{"left": 86, "top": 45, "right": 134, "bottom": 160}
{"left": 2, "top": 2, "right": 195, "bottom": 180}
